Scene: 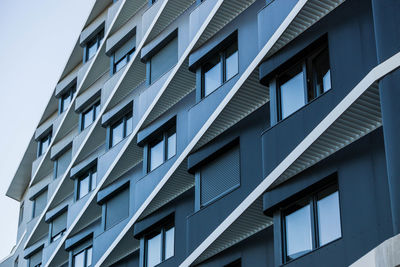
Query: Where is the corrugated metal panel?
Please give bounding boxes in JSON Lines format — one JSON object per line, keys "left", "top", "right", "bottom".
{"left": 109, "top": 0, "right": 147, "bottom": 35}
{"left": 193, "top": 0, "right": 256, "bottom": 50}
{"left": 146, "top": 0, "right": 196, "bottom": 44}
{"left": 102, "top": 234, "right": 139, "bottom": 266}
{"left": 201, "top": 145, "right": 240, "bottom": 206}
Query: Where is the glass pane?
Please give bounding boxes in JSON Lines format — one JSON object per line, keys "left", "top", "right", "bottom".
{"left": 125, "top": 114, "right": 133, "bottom": 136}
{"left": 87, "top": 41, "right": 97, "bottom": 60}
{"left": 61, "top": 94, "right": 71, "bottom": 113}
{"left": 82, "top": 108, "right": 94, "bottom": 130}
{"left": 165, "top": 227, "right": 175, "bottom": 260}
{"left": 73, "top": 250, "right": 85, "bottom": 267}
{"left": 313, "top": 48, "right": 331, "bottom": 94}
{"left": 317, "top": 190, "right": 341, "bottom": 246}
{"left": 94, "top": 103, "right": 100, "bottom": 119}
{"left": 115, "top": 56, "right": 127, "bottom": 72}
{"left": 111, "top": 121, "right": 124, "bottom": 147}
{"left": 285, "top": 202, "right": 312, "bottom": 261}
{"left": 86, "top": 247, "right": 92, "bottom": 266}
{"left": 204, "top": 58, "right": 222, "bottom": 97}
{"left": 150, "top": 139, "right": 164, "bottom": 171}
{"left": 226, "top": 51, "right": 238, "bottom": 81}
{"left": 147, "top": 233, "right": 162, "bottom": 267}
{"left": 167, "top": 132, "right": 176, "bottom": 159}
{"left": 90, "top": 171, "right": 97, "bottom": 191}
{"left": 279, "top": 67, "right": 305, "bottom": 119}
{"left": 79, "top": 175, "right": 90, "bottom": 199}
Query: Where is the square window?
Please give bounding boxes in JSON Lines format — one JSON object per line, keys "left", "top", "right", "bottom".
{"left": 109, "top": 111, "right": 133, "bottom": 148}
{"left": 81, "top": 102, "right": 100, "bottom": 130}
{"left": 77, "top": 167, "right": 97, "bottom": 200}
{"left": 146, "top": 126, "right": 176, "bottom": 173}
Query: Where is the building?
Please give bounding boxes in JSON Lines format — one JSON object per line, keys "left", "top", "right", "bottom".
{"left": 2, "top": 0, "right": 400, "bottom": 266}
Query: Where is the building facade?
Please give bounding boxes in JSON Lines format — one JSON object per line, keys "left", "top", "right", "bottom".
{"left": 2, "top": 0, "right": 400, "bottom": 266}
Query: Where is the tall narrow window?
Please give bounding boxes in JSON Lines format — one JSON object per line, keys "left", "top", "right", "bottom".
{"left": 282, "top": 184, "right": 341, "bottom": 263}
{"left": 54, "top": 148, "right": 72, "bottom": 179}
{"left": 312, "top": 48, "right": 331, "bottom": 95}
{"left": 38, "top": 131, "right": 52, "bottom": 157}
{"left": 31, "top": 189, "right": 47, "bottom": 219}
{"left": 18, "top": 202, "right": 24, "bottom": 225}
{"left": 77, "top": 167, "right": 97, "bottom": 200}
{"left": 50, "top": 211, "right": 67, "bottom": 242}
{"left": 103, "top": 186, "right": 129, "bottom": 230}
{"left": 145, "top": 225, "right": 174, "bottom": 267}
{"left": 28, "top": 249, "right": 42, "bottom": 267}
{"left": 149, "top": 36, "right": 178, "bottom": 84}
{"left": 109, "top": 112, "right": 133, "bottom": 148}
{"left": 147, "top": 127, "right": 176, "bottom": 172}
{"left": 201, "top": 41, "right": 238, "bottom": 98}
{"left": 59, "top": 88, "right": 75, "bottom": 114}
{"left": 81, "top": 101, "right": 100, "bottom": 130}
{"left": 73, "top": 246, "right": 92, "bottom": 267}
{"left": 85, "top": 29, "right": 104, "bottom": 62}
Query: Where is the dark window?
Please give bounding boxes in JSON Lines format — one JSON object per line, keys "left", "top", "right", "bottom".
{"left": 145, "top": 224, "right": 174, "bottom": 267}
{"left": 104, "top": 186, "right": 129, "bottom": 230}
{"left": 112, "top": 36, "right": 136, "bottom": 74}
{"left": 202, "top": 42, "right": 238, "bottom": 98}
{"left": 282, "top": 184, "right": 341, "bottom": 262}
{"left": 85, "top": 29, "right": 104, "bottom": 62}
{"left": 54, "top": 148, "right": 72, "bottom": 179}
{"left": 147, "top": 127, "right": 176, "bottom": 172}
{"left": 32, "top": 189, "right": 47, "bottom": 219}
{"left": 14, "top": 257, "right": 18, "bottom": 267}
{"left": 38, "top": 131, "right": 52, "bottom": 157}
{"left": 77, "top": 167, "right": 97, "bottom": 200}
{"left": 73, "top": 246, "right": 92, "bottom": 267}
{"left": 224, "top": 259, "right": 241, "bottom": 267}
{"left": 81, "top": 101, "right": 100, "bottom": 130}
{"left": 28, "top": 249, "right": 42, "bottom": 267}
{"left": 149, "top": 36, "right": 178, "bottom": 84}
{"left": 109, "top": 112, "right": 133, "bottom": 148}
{"left": 59, "top": 88, "right": 75, "bottom": 114}
{"left": 50, "top": 211, "right": 67, "bottom": 242}
{"left": 276, "top": 45, "right": 331, "bottom": 121}
{"left": 198, "top": 145, "right": 240, "bottom": 207}
{"left": 18, "top": 202, "right": 24, "bottom": 225}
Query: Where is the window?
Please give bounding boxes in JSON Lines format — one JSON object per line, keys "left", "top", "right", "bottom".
{"left": 18, "top": 201, "right": 24, "bottom": 225}
{"left": 282, "top": 185, "right": 341, "bottom": 262}
{"left": 109, "top": 112, "right": 133, "bottom": 148}
{"left": 28, "top": 249, "right": 42, "bottom": 267}
{"left": 103, "top": 186, "right": 129, "bottom": 230}
{"left": 54, "top": 148, "right": 72, "bottom": 179}
{"left": 202, "top": 42, "right": 238, "bottom": 98}
{"left": 85, "top": 29, "right": 104, "bottom": 62}
{"left": 112, "top": 36, "right": 136, "bottom": 74}
{"left": 32, "top": 189, "right": 47, "bottom": 219}
{"left": 276, "top": 45, "right": 331, "bottom": 120}
{"left": 81, "top": 101, "right": 100, "bottom": 130}
{"left": 59, "top": 87, "right": 75, "bottom": 114}
{"left": 198, "top": 145, "right": 240, "bottom": 208}
{"left": 225, "top": 259, "right": 241, "bottom": 267}
{"left": 14, "top": 257, "right": 18, "bottom": 267}
{"left": 50, "top": 211, "right": 67, "bottom": 242}
{"left": 147, "top": 127, "right": 176, "bottom": 172}
{"left": 73, "top": 246, "right": 92, "bottom": 267}
{"left": 77, "top": 167, "right": 97, "bottom": 200}
{"left": 149, "top": 36, "right": 178, "bottom": 84}
{"left": 145, "top": 225, "right": 174, "bottom": 267}
{"left": 38, "top": 131, "right": 52, "bottom": 157}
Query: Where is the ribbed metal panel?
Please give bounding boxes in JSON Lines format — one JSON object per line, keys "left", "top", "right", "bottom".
{"left": 102, "top": 238, "right": 139, "bottom": 267}
{"left": 275, "top": 83, "right": 381, "bottom": 186}
{"left": 195, "top": 70, "right": 269, "bottom": 150}
{"left": 81, "top": 46, "right": 110, "bottom": 92}
{"left": 146, "top": 0, "right": 196, "bottom": 44}
{"left": 266, "top": 0, "right": 345, "bottom": 59}
{"left": 194, "top": 198, "right": 273, "bottom": 264}
{"left": 193, "top": 0, "right": 256, "bottom": 50}
{"left": 139, "top": 159, "right": 194, "bottom": 219}
{"left": 109, "top": 0, "right": 147, "bottom": 35}
{"left": 142, "top": 58, "right": 196, "bottom": 128}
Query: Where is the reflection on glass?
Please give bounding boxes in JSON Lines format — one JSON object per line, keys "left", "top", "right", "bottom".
{"left": 165, "top": 227, "right": 175, "bottom": 260}
{"left": 83, "top": 108, "right": 94, "bottom": 130}
{"left": 226, "top": 50, "right": 238, "bottom": 81}
{"left": 147, "top": 233, "right": 162, "bottom": 267}
{"left": 317, "top": 190, "right": 341, "bottom": 246}
{"left": 73, "top": 250, "right": 85, "bottom": 267}
{"left": 111, "top": 121, "right": 124, "bottom": 147}
{"left": 167, "top": 132, "right": 176, "bottom": 159}
{"left": 313, "top": 48, "right": 331, "bottom": 94}
{"left": 126, "top": 115, "right": 133, "bottom": 136}
{"left": 90, "top": 171, "right": 97, "bottom": 191}
{"left": 115, "top": 57, "right": 128, "bottom": 72}
{"left": 285, "top": 203, "right": 312, "bottom": 261}
{"left": 204, "top": 58, "right": 222, "bottom": 97}
{"left": 150, "top": 140, "right": 164, "bottom": 171}
{"left": 79, "top": 175, "right": 90, "bottom": 199}
{"left": 87, "top": 41, "right": 97, "bottom": 61}
{"left": 279, "top": 68, "right": 305, "bottom": 119}
{"left": 86, "top": 247, "right": 92, "bottom": 266}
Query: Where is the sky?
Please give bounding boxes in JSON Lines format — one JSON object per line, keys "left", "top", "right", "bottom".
{"left": 0, "top": 0, "right": 96, "bottom": 259}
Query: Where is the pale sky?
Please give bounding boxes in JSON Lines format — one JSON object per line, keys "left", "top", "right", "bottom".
{"left": 0, "top": 0, "right": 96, "bottom": 259}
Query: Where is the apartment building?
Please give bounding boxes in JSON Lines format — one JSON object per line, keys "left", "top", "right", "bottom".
{"left": 2, "top": 0, "right": 400, "bottom": 266}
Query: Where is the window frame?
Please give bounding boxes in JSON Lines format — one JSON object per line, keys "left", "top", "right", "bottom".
{"left": 84, "top": 29, "right": 104, "bottom": 63}
{"left": 31, "top": 189, "right": 47, "bottom": 219}
{"left": 281, "top": 183, "right": 341, "bottom": 263}
{"left": 76, "top": 166, "right": 97, "bottom": 201}
{"left": 49, "top": 212, "right": 67, "bottom": 243}
{"left": 276, "top": 44, "right": 331, "bottom": 122}
{"left": 201, "top": 41, "right": 238, "bottom": 99}
{"left": 72, "top": 245, "right": 93, "bottom": 267}
{"left": 112, "top": 47, "right": 135, "bottom": 74}
{"left": 18, "top": 201, "right": 24, "bottom": 226}
{"left": 59, "top": 87, "right": 75, "bottom": 114}
{"left": 108, "top": 111, "right": 133, "bottom": 148}
{"left": 144, "top": 223, "right": 175, "bottom": 267}
{"left": 80, "top": 101, "right": 100, "bottom": 131}
{"left": 146, "top": 126, "right": 176, "bottom": 173}
{"left": 37, "top": 131, "right": 52, "bottom": 157}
